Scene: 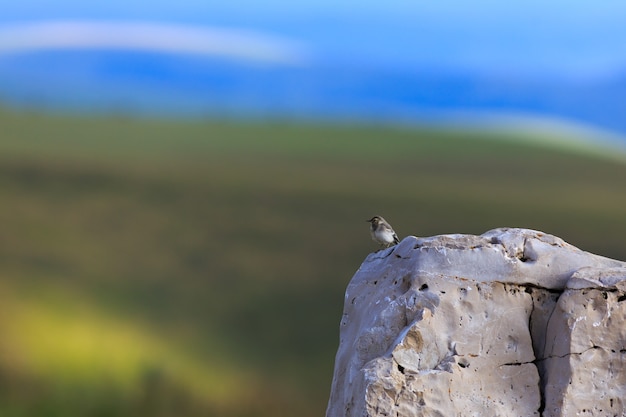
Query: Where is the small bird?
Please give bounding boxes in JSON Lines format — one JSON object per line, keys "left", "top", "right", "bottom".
{"left": 367, "top": 215, "right": 400, "bottom": 248}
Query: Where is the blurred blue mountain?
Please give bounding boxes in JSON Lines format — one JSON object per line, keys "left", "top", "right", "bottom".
{"left": 0, "top": 49, "right": 625, "bottom": 138}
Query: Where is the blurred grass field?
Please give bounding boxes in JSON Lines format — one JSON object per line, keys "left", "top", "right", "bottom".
{"left": 0, "top": 107, "right": 625, "bottom": 417}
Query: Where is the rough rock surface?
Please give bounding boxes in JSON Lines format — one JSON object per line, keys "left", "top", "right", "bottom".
{"left": 326, "top": 228, "right": 626, "bottom": 417}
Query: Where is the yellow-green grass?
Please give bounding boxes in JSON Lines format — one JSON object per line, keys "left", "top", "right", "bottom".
{"left": 0, "top": 107, "right": 625, "bottom": 416}
{"left": 0, "top": 279, "right": 261, "bottom": 416}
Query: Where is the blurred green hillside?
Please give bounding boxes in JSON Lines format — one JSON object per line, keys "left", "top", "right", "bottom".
{"left": 0, "top": 107, "right": 625, "bottom": 416}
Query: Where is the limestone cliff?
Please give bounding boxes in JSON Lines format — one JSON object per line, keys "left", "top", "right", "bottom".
{"left": 326, "top": 228, "right": 626, "bottom": 417}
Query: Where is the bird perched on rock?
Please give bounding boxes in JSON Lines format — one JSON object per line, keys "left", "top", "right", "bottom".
{"left": 367, "top": 215, "right": 400, "bottom": 248}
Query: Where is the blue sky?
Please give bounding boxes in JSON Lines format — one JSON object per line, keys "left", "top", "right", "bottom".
{"left": 1, "top": 0, "right": 626, "bottom": 139}
{"left": 2, "top": 0, "right": 626, "bottom": 78}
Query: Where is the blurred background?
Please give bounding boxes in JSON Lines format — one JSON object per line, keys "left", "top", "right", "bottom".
{"left": 1, "top": 1, "right": 625, "bottom": 416}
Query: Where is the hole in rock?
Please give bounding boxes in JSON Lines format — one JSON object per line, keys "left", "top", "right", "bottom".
{"left": 397, "top": 364, "right": 405, "bottom": 374}
{"left": 457, "top": 358, "right": 469, "bottom": 368}
{"left": 419, "top": 283, "right": 429, "bottom": 291}
{"left": 618, "top": 295, "right": 626, "bottom": 302}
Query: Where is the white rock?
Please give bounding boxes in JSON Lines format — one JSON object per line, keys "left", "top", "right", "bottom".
{"left": 326, "top": 228, "right": 626, "bottom": 417}
{"left": 542, "top": 283, "right": 626, "bottom": 416}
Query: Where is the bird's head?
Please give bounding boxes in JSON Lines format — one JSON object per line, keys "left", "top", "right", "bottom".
{"left": 367, "top": 216, "right": 383, "bottom": 225}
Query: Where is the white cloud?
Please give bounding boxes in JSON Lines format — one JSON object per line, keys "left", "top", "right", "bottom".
{"left": 0, "top": 20, "right": 310, "bottom": 65}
